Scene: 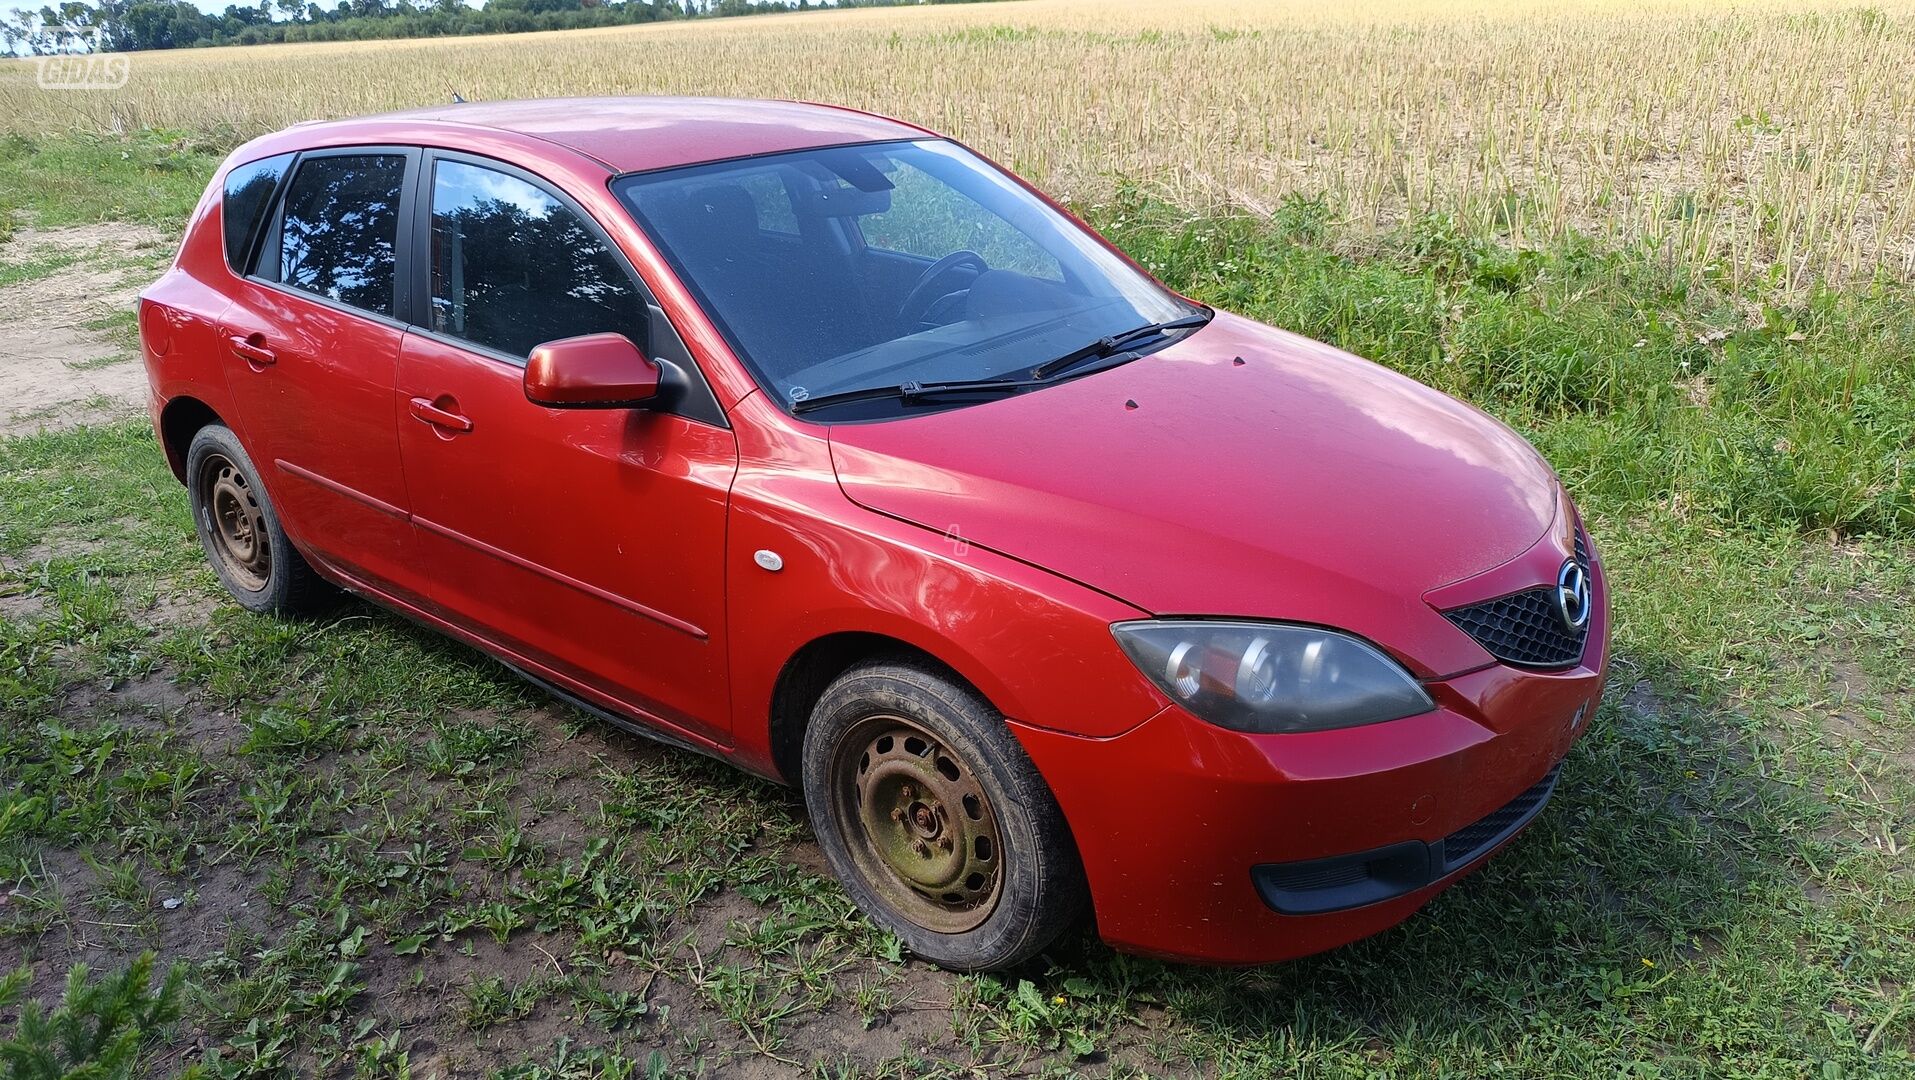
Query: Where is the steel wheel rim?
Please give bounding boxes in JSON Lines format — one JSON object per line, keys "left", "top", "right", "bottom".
{"left": 197, "top": 452, "right": 270, "bottom": 592}
{"left": 829, "top": 713, "right": 1004, "bottom": 934}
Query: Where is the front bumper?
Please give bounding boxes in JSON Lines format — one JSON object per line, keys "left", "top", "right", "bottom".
{"left": 1252, "top": 759, "right": 1563, "bottom": 915}
{"left": 1010, "top": 576, "right": 1608, "bottom": 965}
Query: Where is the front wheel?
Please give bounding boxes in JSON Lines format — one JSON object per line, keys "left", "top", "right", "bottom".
{"left": 185, "top": 424, "right": 334, "bottom": 616}
{"left": 802, "top": 659, "right": 1087, "bottom": 970}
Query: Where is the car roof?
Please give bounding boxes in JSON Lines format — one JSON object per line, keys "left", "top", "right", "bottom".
{"left": 310, "top": 96, "right": 935, "bottom": 175}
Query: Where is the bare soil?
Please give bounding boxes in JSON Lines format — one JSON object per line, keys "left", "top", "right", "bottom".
{"left": 0, "top": 223, "right": 169, "bottom": 437}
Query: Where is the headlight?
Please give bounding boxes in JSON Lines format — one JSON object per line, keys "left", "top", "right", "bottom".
{"left": 1111, "top": 620, "right": 1435, "bottom": 734}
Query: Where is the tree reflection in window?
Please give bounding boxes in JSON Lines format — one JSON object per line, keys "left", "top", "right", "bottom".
{"left": 431, "top": 160, "right": 645, "bottom": 361}
{"left": 277, "top": 154, "right": 405, "bottom": 315}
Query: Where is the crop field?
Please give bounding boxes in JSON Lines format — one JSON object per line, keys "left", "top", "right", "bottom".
{"left": 1, "top": 0, "right": 1913, "bottom": 1077}
{"left": 5, "top": 0, "right": 1915, "bottom": 285}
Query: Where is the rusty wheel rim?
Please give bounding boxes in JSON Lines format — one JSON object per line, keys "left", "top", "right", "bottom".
{"left": 830, "top": 713, "right": 1003, "bottom": 934}
{"left": 197, "top": 452, "right": 270, "bottom": 592}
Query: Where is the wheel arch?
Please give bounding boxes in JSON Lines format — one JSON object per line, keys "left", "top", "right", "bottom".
{"left": 158, "top": 395, "right": 224, "bottom": 483}
{"left": 767, "top": 630, "right": 974, "bottom": 787}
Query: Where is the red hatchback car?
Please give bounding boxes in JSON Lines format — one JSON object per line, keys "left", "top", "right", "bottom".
{"left": 139, "top": 97, "right": 1607, "bottom": 971}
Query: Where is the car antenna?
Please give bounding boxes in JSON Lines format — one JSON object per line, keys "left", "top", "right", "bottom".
{"left": 451, "top": 91, "right": 467, "bottom": 104}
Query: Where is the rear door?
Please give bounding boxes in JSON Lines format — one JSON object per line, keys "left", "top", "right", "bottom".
{"left": 395, "top": 151, "right": 738, "bottom": 743}
{"left": 219, "top": 147, "right": 423, "bottom": 599}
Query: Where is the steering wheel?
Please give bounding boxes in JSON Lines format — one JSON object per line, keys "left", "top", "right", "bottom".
{"left": 896, "top": 250, "right": 988, "bottom": 331}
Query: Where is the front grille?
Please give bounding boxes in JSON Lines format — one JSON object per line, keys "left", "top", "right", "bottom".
{"left": 1260, "top": 859, "right": 1369, "bottom": 894}
{"left": 1437, "top": 763, "right": 1562, "bottom": 872}
{"left": 1443, "top": 530, "right": 1592, "bottom": 669}
{"left": 1444, "top": 589, "right": 1586, "bottom": 667}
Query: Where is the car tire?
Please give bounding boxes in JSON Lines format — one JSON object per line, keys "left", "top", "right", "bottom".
{"left": 802, "top": 658, "right": 1088, "bottom": 971}
{"left": 185, "top": 424, "right": 333, "bottom": 616}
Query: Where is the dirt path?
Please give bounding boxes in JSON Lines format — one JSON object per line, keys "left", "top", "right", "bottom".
{"left": 0, "top": 222, "right": 172, "bottom": 437}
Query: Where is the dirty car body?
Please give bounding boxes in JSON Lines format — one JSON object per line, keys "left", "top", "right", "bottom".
{"left": 139, "top": 97, "right": 1608, "bottom": 968}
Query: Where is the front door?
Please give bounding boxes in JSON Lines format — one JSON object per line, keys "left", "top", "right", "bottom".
{"left": 219, "top": 148, "right": 421, "bottom": 596}
{"left": 395, "top": 154, "right": 738, "bottom": 743}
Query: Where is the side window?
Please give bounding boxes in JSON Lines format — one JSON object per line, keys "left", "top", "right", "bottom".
{"left": 276, "top": 154, "right": 406, "bottom": 316}
{"left": 221, "top": 152, "right": 292, "bottom": 273}
{"left": 856, "top": 161, "right": 1062, "bottom": 281}
{"left": 430, "top": 159, "right": 646, "bottom": 361}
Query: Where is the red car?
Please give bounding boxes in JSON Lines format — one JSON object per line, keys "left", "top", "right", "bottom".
{"left": 139, "top": 98, "right": 1607, "bottom": 971}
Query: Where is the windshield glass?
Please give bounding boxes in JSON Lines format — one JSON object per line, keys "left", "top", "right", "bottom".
{"left": 614, "top": 139, "right": 1196, "bottom": 417}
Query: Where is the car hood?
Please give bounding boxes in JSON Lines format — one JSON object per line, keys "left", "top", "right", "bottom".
{"left": 826, "top": 312, "right": 1565, "bottom": 678}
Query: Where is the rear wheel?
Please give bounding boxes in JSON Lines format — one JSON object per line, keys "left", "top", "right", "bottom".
{"left": 802, "top": 659, "right": 1086, "bottom": 971}
{"left": 186, "top": 424, "right": 333, "bottom": 616}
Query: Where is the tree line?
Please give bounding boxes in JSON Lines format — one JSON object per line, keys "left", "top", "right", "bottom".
{"left": 3, "top": 0, "right": 997, "bottom": 53}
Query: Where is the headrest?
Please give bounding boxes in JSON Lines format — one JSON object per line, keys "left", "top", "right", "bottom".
{"left": 671, "top": 183, "right": 761, "bottom": 259}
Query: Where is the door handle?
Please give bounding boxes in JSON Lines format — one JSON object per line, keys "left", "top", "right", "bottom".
{"left": 408, "top": 396, "right": 473, "bottom": 433}
{"left": 228, "top": 334, "right": 276, "bottom": 367}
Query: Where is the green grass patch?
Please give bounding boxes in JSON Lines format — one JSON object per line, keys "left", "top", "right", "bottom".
{"left": 0, "top": 130, "right": 220, "bottom": 236}
{"left": 0, "top": 246, "right": 89, "bottom": 289}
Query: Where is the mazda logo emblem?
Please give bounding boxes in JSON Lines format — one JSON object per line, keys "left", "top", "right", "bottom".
{"left": 1555, "top": 559, "right": 1592, "bottom": 631}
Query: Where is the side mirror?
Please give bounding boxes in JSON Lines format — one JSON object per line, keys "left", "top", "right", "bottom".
{"left": 524, "top": 333, "right": 659, "bottom": 409}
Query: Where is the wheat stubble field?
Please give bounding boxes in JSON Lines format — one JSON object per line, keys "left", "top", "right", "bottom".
{"left": 0, "top": 1, "right": 1912, "bottom": 1077}
{"left": 6, "top": 0, "right": 1915, "bottom": 285}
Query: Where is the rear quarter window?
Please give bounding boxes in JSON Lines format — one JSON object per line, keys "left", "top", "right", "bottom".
{"left": 221, "top": 153, "right": 293, "bottom": 273}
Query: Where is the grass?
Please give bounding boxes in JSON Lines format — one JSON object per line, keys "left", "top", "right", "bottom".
{"left": 0, "top": 130, "right": 221, "bottom": 237}
{"left": 1, "top": 127, "right": 1912, "bottom": 1075}
{"left": 5, "top": 0, "right": 1915, "bottom": 285}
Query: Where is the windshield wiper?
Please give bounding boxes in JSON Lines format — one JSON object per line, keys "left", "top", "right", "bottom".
{"left": 789, "top": 376, "right": 1041, "bottom": 416}
{"left": 1027, "top": 310, "right": 1212, "bottom": 381}
{"left": 789, "top": 309, "right": 1213, "bottom": 416}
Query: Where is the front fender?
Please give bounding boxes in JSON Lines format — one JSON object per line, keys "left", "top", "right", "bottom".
{"left": 722, "top": 395, "right": 1164, "bottom": 778}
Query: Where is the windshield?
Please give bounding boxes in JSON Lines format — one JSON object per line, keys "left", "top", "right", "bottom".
{"left": 614, "top": 139, "right": 1197, "bottom": 417}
